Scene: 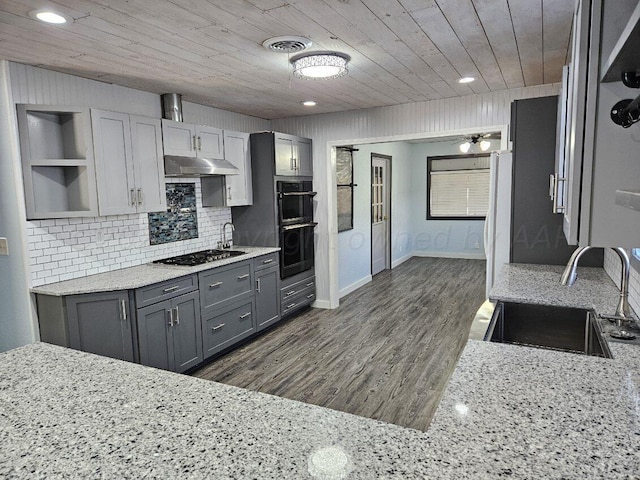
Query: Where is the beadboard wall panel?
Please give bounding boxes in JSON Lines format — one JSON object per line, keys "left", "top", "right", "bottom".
{"left": 8, "top": 63, "right": 269, "bottom": 287}
{"left": 272, "top": 83, "right": 560, "bottom": 307}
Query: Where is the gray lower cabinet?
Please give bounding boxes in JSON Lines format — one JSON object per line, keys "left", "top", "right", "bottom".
{"left": 255, "top": 265, "right": 280, "bottom": 332}
{"left": 280, "top": 273, "right": 315, "bottom": 318}
{"left": 199, "top": 260, "right": 253, "bottom": 313}
{"left": 202, "top": 298, "right": 255, "bottom": 359}
{"left": 137, "top": 290, "right": 203, "bottom": 373}
{"left": 37, "top": 291, "right": 135, "bottom": 362}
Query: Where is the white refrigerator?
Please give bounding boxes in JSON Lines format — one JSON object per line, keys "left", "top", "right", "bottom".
{"left": 484, "top": 151, "right": 513, "bottom": 297}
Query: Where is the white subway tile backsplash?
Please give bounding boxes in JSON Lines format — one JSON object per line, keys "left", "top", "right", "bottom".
{"left": 27, "top": 180, "right": 233, "bottom": 287}
{"left": 603, "top": 249, "right": 640, "bottom": 316}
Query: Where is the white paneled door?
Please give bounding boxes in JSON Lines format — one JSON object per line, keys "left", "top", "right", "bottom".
{"left": 371, "top": 155, "right": 390, "bottom": 276}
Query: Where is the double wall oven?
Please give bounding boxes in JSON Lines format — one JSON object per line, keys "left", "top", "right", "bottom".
{"left": 277, "top": 180, "right": 317, "bottom": 279}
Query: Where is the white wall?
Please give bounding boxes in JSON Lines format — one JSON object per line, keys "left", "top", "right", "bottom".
{"left": 2, "top": 62, "right": 271, "bottom": 351}
{"left": 273, "top": 84, "right": 559, "bottom": 308}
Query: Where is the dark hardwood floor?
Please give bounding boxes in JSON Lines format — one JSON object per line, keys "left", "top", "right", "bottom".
{"left": 192, "top": 257, "right": 486, "bottom": 431}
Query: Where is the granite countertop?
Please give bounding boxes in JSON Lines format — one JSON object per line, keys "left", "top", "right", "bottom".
{"left": 4, "top": 263, "right": 638, "bottom": 478}
{"left": 30, "top": 246, "right": 280, "bottom": 296}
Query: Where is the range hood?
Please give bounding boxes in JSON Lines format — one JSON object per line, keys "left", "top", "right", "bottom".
{"left": 161, "top": 93, "right": 239, "bottom": 177}
{"left": 164, "top": 155, "right": 239, "bottom": 177}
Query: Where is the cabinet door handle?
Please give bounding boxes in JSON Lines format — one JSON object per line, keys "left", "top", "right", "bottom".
{"left": 192, "top": 135, "right": 197, "bottom": 150}
{"left": 120, "top": 299, "right": 127, "bottom": 321}
{"left": 209, "top": 281, "right": 223, "bottom": 288}
{"left": 137, "top": 188, "right": 143, "bottom": 206}
{"left": 237, "top": 274, "right": 250, "bottom": 280}
{"left": 256, "top": 278, "right": 261, "bottom": 293}
{"left": 239, "top": 312, "right": 251, "bottom": 319}
{"left": 262, "top": 259, "right": 274, "bottom": 264}
{"left": 163, "top": 285, "right": 180, "bottom": 293}
{"left": 173, "top": 306, "right": 180, "bottom": 325}
{"left": 227, "top": 186, "right": 232, "bottom": 200}
{"left": 285, "top": 290, "right": 296, "bottom": 297}
{"left": 550, "top": 173, "right": 566, "bottom": 214}
{"left": 130, "top": 188, "right": 137, "bottom": 206}
{"left": 198, "top": 136, "right": 202, "bottom": 150}
{"left": 211, "top": 323, "right": 225, "bottom": 331}
{"left": 167, "top": 308, "right": 174, "bottom": 327}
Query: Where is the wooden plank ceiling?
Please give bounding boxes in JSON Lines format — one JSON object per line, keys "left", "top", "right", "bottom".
{"left": 0, "top": 0, "right": 573, "bottom": 119}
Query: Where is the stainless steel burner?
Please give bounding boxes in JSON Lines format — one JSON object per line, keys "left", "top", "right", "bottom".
{"left": 153, "top": 249, "right": 245, "bottom": 266}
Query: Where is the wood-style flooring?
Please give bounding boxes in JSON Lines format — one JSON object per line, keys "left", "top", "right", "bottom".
{"left": 192, "top": 257, "right": 486, "bottom": 431}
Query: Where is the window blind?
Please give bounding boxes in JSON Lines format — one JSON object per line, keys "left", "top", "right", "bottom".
{"left": 430, "top": 169, "right": 490, "bottom": 218}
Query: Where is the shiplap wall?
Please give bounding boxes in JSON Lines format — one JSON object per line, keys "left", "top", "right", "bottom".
{"left": 8, "top": 62, "right": 271, "bottom": 286}
{"left": 273, "top": 83, "right": 560, "bottom": 307}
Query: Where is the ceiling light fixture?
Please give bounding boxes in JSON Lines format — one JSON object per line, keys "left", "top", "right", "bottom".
{"left": 459, "top": 141, "right": 471, "bottom": 153}
{"left": 28, "top": 9, "right": 72, "bottom": 24}
{"left": 302, "top": 100, "right": 317, "bottom": 106}
{"left": 457, "top": 76, "right": 475, "bottom": 84}
{"left": 291, "top": 53, "right": 350, "bottom": 80}
{"left": 480, "top": 140, "right": 491, "bottom": 151}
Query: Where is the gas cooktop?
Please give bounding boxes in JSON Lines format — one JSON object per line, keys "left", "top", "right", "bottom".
{"left": 153, "top": 249, "right": 245, "bottom": 266}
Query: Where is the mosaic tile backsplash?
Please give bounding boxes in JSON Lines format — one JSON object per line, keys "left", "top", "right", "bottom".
{"left": 149, "top": 183, "right": 198, "bottom": 245}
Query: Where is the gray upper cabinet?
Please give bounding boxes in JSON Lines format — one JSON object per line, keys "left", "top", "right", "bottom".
{"left": 92, "top": 109, "right": 166, "bottom": 216}
{"left": 275, "top": 133, "right": 312, "bottom": 176}
{"left": 137, "top": 290, "right": 203, "bottom": 373}
{"left": 161, "top": 119, "right": 223, "bottom": 159}
{"left": 35, "top": 291, "right": 135, "bottom": 362}
{"left": 16, "top": 104, "right": 99, "bottom": 219}
{"left": 560, "top": 0, "right": 640, "bottom": 248}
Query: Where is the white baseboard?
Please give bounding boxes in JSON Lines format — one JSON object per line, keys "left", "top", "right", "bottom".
{"left": 339, "top": 275, "right": 372, "bottom": 298}
{"left": 391, "top": 253, "right": 413, "bottom": 268}
{"left": 413, "top": 251, "right": 486, "bottom": 260}
{"left": 311, "top": 299, "right": 335, "bottom": 309}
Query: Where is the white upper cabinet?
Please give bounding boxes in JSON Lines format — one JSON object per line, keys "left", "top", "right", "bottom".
{"left": 223, "top": 130, "right": 252, "bottom": 206}
{"left": 559, "top": 0, "right": 640, "bottom": 248}
{"left": 16, "top": 104, "right": 99, "bottom": 219}
{"left": 161, "top": 119, "right": 223, "bottom": 159}
{"left": 92, "top": 110, "right": 166, "bottom": 216}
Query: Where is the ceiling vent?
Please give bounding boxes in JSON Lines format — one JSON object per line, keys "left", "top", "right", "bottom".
{"left": 262, "top": 36, "right": 312, "bottom": 53}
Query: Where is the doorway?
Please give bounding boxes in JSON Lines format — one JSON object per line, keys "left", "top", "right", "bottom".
{"left": 371, "top": 154, "right": 391, "bottom": 276}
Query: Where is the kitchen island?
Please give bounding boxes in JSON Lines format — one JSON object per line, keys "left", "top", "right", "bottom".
{"left": 2, "top": 265, "right": 639, "bottom": 479}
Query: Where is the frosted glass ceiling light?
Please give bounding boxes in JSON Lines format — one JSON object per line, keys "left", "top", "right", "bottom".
{"left": 29, "top": 9, "right": 72, "bottom": 24}
{"left": 458, "top": 76, "right": 475, "bottom": 84}
{"left": 459, "top": 141, "right": 471, "bottom": 153}
{"left": 292, "top": 53, "right": 350, "bottom": 80}
{"left": 480, "top": 140, "right": 491, "bottom": 151}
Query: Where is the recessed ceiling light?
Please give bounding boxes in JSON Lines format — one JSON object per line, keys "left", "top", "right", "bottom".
{"left": 28, "top": 9, "right": 72, "bottom": 24}
{"left": 458, "top": 76, "right": 475, "bottom": 84}
{"left": 302, "top": 100, "right": 317, "bottom": 107}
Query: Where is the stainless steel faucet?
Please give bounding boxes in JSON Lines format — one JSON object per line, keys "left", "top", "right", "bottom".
{"left": 221, "top": 222, "right": 235, "bottom": 249}
{"left": 561, "top": 246, "right": 636, "bottom": 339}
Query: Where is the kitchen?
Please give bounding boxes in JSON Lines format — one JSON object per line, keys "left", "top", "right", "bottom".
{"left": 1, "top": 1, "right": 640, "bottom": 478}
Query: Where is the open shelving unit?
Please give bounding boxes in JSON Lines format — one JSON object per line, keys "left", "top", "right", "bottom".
{"left": 17, "top": 105, "right": 98, "bottom": 219}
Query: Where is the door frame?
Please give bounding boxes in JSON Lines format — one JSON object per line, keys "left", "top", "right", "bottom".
{"left": 370, "top": 153, "right": 392, "bottom": 275}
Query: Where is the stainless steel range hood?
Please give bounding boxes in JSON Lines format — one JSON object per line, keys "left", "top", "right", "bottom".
{"left": 161, "top": 93, "right": 239, "bottom": 177}
{"left": 164, "top": 155, "right": 239, "bottom": 176}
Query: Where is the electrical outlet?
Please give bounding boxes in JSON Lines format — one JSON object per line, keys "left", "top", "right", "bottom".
{"left": 474, "top": 242, "right": 480, "bottom": 249}
{"left": 0, "top": 237, "right": 8, "bottom": 256}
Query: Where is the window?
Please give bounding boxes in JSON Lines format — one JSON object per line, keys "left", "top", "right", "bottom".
{"left": 336, "top": 146, "right": 356, "bottom": 232}
{"left": 427, "top": 154, "right": 490, "bottom": 220}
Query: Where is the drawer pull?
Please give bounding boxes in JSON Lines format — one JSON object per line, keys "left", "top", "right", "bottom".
{"left": 237, "top": 274, "right": 250, "bottom": 280}
{"left": 286, "top": 303, "right": 297, "bottom": 309}
{"left": 209, "top": 281, "right": 223, "bottom": 288}
{"left": 262, "top": 259, "right": 274, "bottom": 264}
{"left": 306, "top": 282, "right": 314, "bottom": 287}
{"left": 285, "top": 290, "right": 296, "bottom": 297}
{"left": 239, "top": 312, "right": 251, "bottom": 319}
{"left": 163, "top": 285, "right": 180, "bottom": 293}
{"left": 306, "top": 294, "right": 315, "bottom": 299}
{"left": 211, "top": 323, "right": 225, "bottom": 331}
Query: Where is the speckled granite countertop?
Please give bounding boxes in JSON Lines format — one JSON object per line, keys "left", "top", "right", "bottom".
{"left": 30, "top": 246, "right": 279, "bottom": 296}
{"left": 2, "top": 339, "right": 639, "bottom": 479}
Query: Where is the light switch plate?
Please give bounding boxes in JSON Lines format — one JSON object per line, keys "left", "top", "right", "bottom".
{"left": 0, "top": 237, "right": 8, "bottom": 256}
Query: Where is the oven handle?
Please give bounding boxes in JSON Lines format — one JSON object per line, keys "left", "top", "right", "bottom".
{"left": 278, "top": 191, "right": 317, "bottom": 197}
{"left": 281, "top": 222, "right": 318, "bottom": 231}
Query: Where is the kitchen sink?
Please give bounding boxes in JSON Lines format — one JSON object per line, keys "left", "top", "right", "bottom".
{"left": 485, "top": 301, "right": 612, "bottom": 358}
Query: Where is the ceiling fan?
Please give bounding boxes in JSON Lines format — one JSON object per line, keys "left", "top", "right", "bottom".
{"left": 458, "top": 133, "right": 500, "bottom": 153}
